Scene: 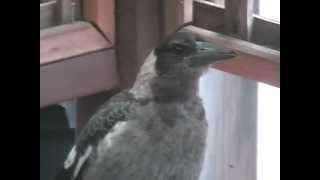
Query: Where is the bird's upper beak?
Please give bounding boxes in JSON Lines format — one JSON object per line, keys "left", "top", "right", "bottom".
{"left": 189, "top": 41, "right": 238, "bottom": 67}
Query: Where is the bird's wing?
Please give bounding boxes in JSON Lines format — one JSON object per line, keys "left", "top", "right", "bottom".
{"left": 56, "top": 90, "right": 141, "bottom": 180}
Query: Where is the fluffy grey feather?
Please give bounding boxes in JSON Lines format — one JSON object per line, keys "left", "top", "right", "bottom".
{"left": 57, "top": 30, "right": 237, "bottom": 180}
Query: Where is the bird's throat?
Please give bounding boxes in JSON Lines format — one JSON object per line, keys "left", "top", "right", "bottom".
{"left": 151, "top": 75, "right": 199, "bottom": 103}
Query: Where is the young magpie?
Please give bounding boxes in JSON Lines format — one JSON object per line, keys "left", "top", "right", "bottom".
{"left": 56, "top": 29, "right": 237, "bottom": 180}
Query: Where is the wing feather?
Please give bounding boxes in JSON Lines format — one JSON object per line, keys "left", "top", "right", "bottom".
{"left": 57, "top": 91, "right": 142, "bottom": 180}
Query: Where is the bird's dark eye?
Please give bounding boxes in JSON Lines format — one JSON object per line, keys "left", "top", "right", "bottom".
{"left": 172, "top": 44, "right": 186, "bottom": 55}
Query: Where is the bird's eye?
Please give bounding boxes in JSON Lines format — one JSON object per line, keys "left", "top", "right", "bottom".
{"left": 172, "top": 44, "right": 185, "bottom": 55}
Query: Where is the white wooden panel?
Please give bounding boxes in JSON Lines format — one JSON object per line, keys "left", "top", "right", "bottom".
{"left": 199, "top": 69, "right": 257, "bottom": 180}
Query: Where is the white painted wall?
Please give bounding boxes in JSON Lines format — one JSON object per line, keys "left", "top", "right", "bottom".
{"left": 257, "top": 83, "right": 280, "bottom": 180}
{"left": 259, "top": 0, "right": 280, "bottom": 22}
{"left": 199, "top": 69, "right": 257, "bottom": 180}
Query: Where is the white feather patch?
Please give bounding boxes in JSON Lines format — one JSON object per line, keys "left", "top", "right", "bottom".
{"left": 97, "top": 121, "right": 128, "bottom": 156}
{"left": 73, "top": 145, "right": 93, "bottom": 179}
{"left": 64, "top": 146, "right": 76, "bottom": 169}
{"left": 130, "top": 50, "right": 157, "bottom": 99}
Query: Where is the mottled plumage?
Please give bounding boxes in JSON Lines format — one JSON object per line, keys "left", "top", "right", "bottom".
{"left": 56, "top": 30, "right": 237, "bottom": 180}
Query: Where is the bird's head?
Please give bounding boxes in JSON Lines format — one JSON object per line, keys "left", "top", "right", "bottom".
{"left": 154, "top": 31, "right": 237, "bottom": 78}
{"left": 147, "top": 30, "right": 238, "bottom": 102}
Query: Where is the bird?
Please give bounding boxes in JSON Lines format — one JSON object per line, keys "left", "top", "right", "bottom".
{"left": 55, "top": 29, "right": 237, "bottom": 180}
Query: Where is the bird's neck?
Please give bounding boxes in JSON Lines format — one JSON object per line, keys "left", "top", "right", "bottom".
{"left": 151, "top": 75, "right": 199, "bottom": 103}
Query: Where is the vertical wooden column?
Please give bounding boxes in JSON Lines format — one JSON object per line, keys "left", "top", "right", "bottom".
{"left": 83, "top": 0, "right": 115, "bottom": 44}
{"left": 116, "top": 0, "right": 162, "bottom": 88}
{"left": 57, "top": 0, "right": 73, "bottom": 24}
{"left": 224, "top": 0, "right": 254, "bottom": 40}
{"left": 162, "top": 0, "right": 193, "bottom": 36}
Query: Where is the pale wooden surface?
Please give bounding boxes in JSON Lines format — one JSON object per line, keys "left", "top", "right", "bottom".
{"left": 199, "top": 69, "right": 257, "bottom": 180}
{"left": 186, "top": 25, "right": 279, "bottom": 87}
{"left": 40, "top": 49, "right": 119, "bottom": 108}
{"left": 40, "top": 21, "right": 112, "bottom": 65}
{"left": 186, "top": 26, "right": 279, "bottom": 63}
{"left": 83, "top": 0, "right": 115, "bottom": 44}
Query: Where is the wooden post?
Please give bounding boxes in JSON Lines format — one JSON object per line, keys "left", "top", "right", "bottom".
{"left": 83, "top": 0, "right": 115, "bottom": 44}
{"left": 116, "top": 0, "right": 162, "bottom": 88}
{"left": 56, "top": 0, "right": 73, "bottom": 24}
{"left": 224, "top": 0, "right": 254, "bottom": 40}
{"left": 162, "top": 0, "right": 193, "bottom": 36}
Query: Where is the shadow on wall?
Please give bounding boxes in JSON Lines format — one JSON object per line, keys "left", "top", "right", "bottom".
{"left": 40, "top": 105, "right": 75, "bottom": 180}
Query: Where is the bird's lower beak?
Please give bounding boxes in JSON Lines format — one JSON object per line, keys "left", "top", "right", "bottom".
{"left": 189, "top": 41, "right": 238, "bottom": 67}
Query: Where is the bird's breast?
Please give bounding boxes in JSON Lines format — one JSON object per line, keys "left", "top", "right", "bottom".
{"left": 83, "top": 101, "right": 207, "bottom": 180}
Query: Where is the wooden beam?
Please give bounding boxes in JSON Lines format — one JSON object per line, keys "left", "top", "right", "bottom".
{"left": 40, "top": 0, "right": 58, "bottom": 29}
{"left": 40, "top": 21, "right": 112, "bottom": 65}
{"left": 116, "top": 0, "right": 162, "bottom": 88}
{"left": 40, "top": 21, "right": 118, "bottom": 107}
{"left": 224, "top": 0, "right": 254, "bottom": 40}
{"left": 83, "top": 0, "right": 115, "bottom": 44}
{"left": 40, "top": 49, "right": 119, "bottom": 108}
{"left": 185, "top": 25, "right": 280, "bottom": 87}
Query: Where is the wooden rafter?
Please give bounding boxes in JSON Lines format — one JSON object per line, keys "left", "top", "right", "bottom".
{"left": 185, "top": 25, "right": 280, "bottom": 87}
{"left": 40, "top": 22, "right": 118, "bottom": 108}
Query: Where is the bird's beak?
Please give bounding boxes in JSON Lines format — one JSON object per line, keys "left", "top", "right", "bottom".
{"left": 189, "top": 41, "right": 238, "bottom": 67}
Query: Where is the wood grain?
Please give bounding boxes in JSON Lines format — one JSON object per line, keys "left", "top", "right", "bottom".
{"left": 185, "top": 25, "right": 280, "bottom": 87}
{"left": 40, "top": 21, "right": 112, "bottom": 65}
{"left": 193, "top": 0, "right": 225, "bottom": 33}
{"left": 40, "top": 49, "right": 119, "bottom": 108}
{"left": 224, "top": 0, "right": 254, "bottom": 40}
{"left": 83, "top": 0, "right": 115, "bottom": 44}
{"left": 199, "top": 70, "right": 257, "bottom": 180}
{"left": 116, "top": 0, "right": 162, "bottom": 88}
